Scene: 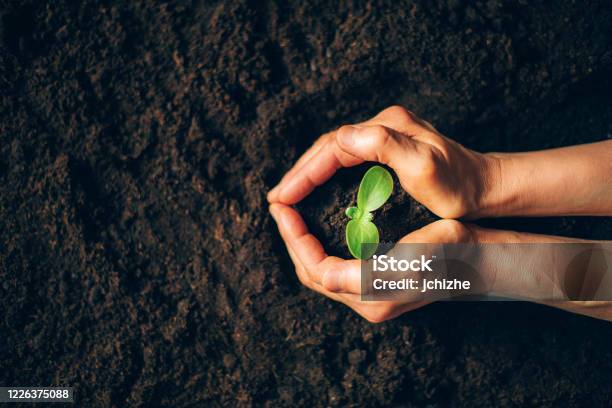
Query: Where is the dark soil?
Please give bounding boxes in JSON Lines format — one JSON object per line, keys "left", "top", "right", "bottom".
{"left": 1, "top": 0, "right": 612, "bottom": 406}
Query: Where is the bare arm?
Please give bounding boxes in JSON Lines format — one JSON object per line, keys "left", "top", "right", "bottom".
{"left": 268, "top": 106, "right": 612, "bottom": 322}
{"left": 480, "top": 140, "right": 612, "bottom": 217}
{"left": 268, "top": 106, "right": 612, "bottom": 220}
{"left": 470, "top": 225, "right": 612, "bottom": 322}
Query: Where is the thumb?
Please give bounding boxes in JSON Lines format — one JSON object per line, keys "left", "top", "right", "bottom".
{"left": 322, "top": 260, "right": 362, "bottom": 294}
{"left": 336, "top": 124, "right": 418, "bottom": 172}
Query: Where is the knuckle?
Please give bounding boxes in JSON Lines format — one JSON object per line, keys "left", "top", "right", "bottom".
{"left": 370, "top": 125, "right": 392, "bottom": 145}
{"left": 337, "top": 124, "right": 354, "bottom": 137}
{"left": 384, "top": 105, "right": 414, "bottom": 122}
{"left": 434, "top": 140, "right": 451, "bottom": 157}
{"left": 336, "top": 125, "right": 356, "bottom": 146}
{"left": 319, "top": 131, "right": 333, "bottom": 145}
{"left": 311, "top": 132, "right": 333, "bottom": 152}
{"left": 438, "top": 219, "right": 471, "bottom": 243}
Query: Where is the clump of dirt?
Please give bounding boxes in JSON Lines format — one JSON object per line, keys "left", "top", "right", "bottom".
{"left": 2, "top": 0, "right": 612, "bottom": 407}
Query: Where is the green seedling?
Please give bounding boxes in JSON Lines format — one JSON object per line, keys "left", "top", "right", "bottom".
{"left": 345, "top": 165, "right": 394, "bottom": 259}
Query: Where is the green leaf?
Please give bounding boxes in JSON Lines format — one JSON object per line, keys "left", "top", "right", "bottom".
{"left": 345, "top": 206, "right": 361, "bottom": 219}
{"left": 345, "top": 166, "right": 394, "bottom": 259}
{"left": 357, "top": 165, "right": 394, "bottom": 212}
{"left": 346, "top": 219, "right": 379, "bottom": 259}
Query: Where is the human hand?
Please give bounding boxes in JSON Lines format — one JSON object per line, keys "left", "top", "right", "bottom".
{"left": 268, "top": 105, "right": 612, "bottom": 322}
{"left": 267, "top": 105, "right": 490, "bottom": 322}
{"left": 267, "top": 105, "right": 499, "bottom": 219}
{"left": 269, "top": 202, "right": 612, "bottom": 322}
{"left": 269, "top": 202, "right": 477, "bottom": 322}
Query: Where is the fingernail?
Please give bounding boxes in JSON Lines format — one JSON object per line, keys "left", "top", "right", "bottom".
{"left": 338, "top": 126, "right": 356, "bottom": 147}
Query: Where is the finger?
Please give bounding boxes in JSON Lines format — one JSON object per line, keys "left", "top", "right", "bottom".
{"left": 369, "top": 105, "right": 436, "bottom": 137}
{"left": 284, "top": 241, "right": 319, "bottom": 291}
{"left": 271, "top": 207, "right": 431, "bottom": 321}
{"left": 268, "top": 115, "right": 384, "bottom": 204}
{"left": 278, "top": 224, "right": 363, "bottom": 307}
{"left": 398, "top": 219, "right": 472, "bottom": 244}
{"left": 269, "top": 204, "right": 329, "bottom": 288}
{"left": 270, "top": 203, "right": 352, "bottom": 285}
{"left": 268, "top": 203, "right": 363, "bottom": 303}
{"left": 321, "top": 259, "right": 363, "bottom": 295}
{"left": 281, "top": 229, "right": 354, "bottom": 303}
{"left": 286, "top": 243, "right": 362, "bottom": 304}
{"left": 272, "top": 212, "right": 329, "bottom": 291}
{"left": 269, "top": 203, "right": 326, "bottom": 266}
{"left": 267, "top": 132, "right": 332, "bottom": 202}
{"left": 336, "top": 124, "right": 422, "bottom": 174}
{"left": 370, "top": 106, "right": 418, "bottom": 131}
{"left": 273, "top": 136, "right": 363, "bottom": 204}
{"left": 269, "top": 106, "right": 429, "bottom": 205}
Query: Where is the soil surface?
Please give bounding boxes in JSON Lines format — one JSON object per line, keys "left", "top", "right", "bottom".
{"left": 2, "top": 0, "right": 612, "bottom": 406}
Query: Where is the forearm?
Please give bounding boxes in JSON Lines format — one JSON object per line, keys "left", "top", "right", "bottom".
{"left": 478, "top": 140, "right": 612, "bottom": 217}
{"left": 469, "top": 225, "right": 612, "bottom": 321}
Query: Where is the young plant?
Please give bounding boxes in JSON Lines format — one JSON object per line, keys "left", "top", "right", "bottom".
{"left": 345, "top": 165, "right": 394, "bottom": 259}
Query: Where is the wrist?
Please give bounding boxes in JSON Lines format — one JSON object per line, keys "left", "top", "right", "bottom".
{"left": 460, "top": 151, "right": 505, "bottom": 220}
{"left": 469, "top": 152, "right": 508, "bottom": 219}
